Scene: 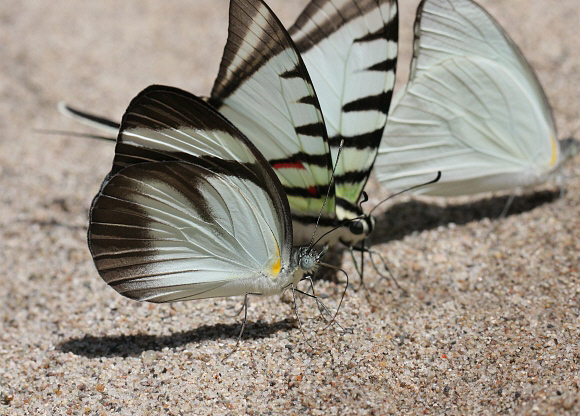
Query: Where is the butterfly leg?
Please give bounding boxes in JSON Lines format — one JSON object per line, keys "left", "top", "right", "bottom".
{"left": 289, "top": 284, "right": 316, "bottom": 350}
{"left": 346, "top": 240, "right": 406, "bottom": 294}
{"left": 487, "top": 192, "right": 517, "bottom": 238}
{"left": 367, "top": 249, "right": 407, "bottom": 294}
{"left": 498, "top": 192, "right": 516, "bottom": 221}
{"left": 298, "top": 276, "right": 334, "bottom": 324}
{"left": 225, "top": 299, "right": 247, "bottom": 318}
{"left": 347, "top": 244, "right": 366, "bottom": 290}
{"left": 556, "top": 174, "right": 568, "bottom": 198}
{"left": 222, "top": 292, "right": 261, "bottom": 362}
{"left": 298, "top": 262, "right": 350, "bottom": 331}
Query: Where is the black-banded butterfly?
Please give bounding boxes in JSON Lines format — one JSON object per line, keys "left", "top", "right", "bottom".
{"left": 59, "top": 0, "right": 400, "bottom": 252}
{"left": 90, "top": 85, "right": 324, "bottom": 304}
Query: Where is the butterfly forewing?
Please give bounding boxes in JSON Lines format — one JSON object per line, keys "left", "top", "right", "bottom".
{"left": 111, "top": 86, "right": 270, "bottom": 179}
{"left": 289, "top": 0, "right": 399, "bottom": 217}
{"left": 209, "top": 0, "right": 336, "bottom": 245}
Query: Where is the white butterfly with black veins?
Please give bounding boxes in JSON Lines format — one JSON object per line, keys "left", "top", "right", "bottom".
{"left": 374, "top": 0, "right": 578, "bottom": 197}
{"left": 89, "top": 85, "right": 324, "bottom": 303}
{"left": 59, "top": 0, "right": 399, "bottom": 250}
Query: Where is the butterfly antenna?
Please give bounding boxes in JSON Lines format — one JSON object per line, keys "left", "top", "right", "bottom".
{"left": 312, "top": 173, "right": 441, "bottom": 251}
{"left": 310, "top": 214, "right": 366, "bottom": 248}
{"left": 290, "top": 284, "right": 316, "bottom": 351}
{"left": 369, "top": 171, "right": 442, "bottom": 216}
{"left": 34, "top": 128, "right": 117, "bottom": 142}
{"left": 307, "top": 139, "right": 345, "bottom": 251}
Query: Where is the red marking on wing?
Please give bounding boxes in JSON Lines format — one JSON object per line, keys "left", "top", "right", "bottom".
{"left": 272, "top": 160, "right": 306, "bottom": 170}
{"left": 307, "top": 186, "right": 318, "bottom": 196}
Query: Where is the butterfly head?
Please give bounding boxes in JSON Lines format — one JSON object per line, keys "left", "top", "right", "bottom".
{"left": 293, "top": 246, "right": 321, "bottom": 274}
{"left": 347, "top": 214, "right": 375, "bottom": 238}
{"left": 333, "top": 193, "right": 375, "bottom": 247}
{"left": 331, "top": 213, "right": 374, "bottom": 249}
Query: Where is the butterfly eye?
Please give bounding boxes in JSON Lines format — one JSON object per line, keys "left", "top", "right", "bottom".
{"left": 349, "top": 220, "right": 366, "bottom": 235}
{"left": 299, "top": 254, "right": 316, "bottom": 271}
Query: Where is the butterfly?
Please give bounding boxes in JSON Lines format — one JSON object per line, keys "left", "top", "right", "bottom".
{"left": 89, "top": 85, "right": 324, "bottom": 304}
{"left": 374, "top": 0, "right": 579, "bottom": 197}
{"left": 87, "top": 0, "right": 377, "bottom": 354}
{"left": 59, "top": 0, "right": 399, "bottom": 251}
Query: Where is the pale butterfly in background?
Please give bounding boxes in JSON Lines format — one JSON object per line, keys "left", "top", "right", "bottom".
{"left": 58, "top": 0, "right": 400, "bottom": 249}
{"left": 374, "top": 0, "right": 578, "bottom": 206}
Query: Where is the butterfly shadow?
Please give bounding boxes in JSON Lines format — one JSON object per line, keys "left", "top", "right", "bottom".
{"left": 57, "top": 318, "right": 297, "bottom": 358}
{"left": 370, "top": 189, "right": 561, "bottom": 245}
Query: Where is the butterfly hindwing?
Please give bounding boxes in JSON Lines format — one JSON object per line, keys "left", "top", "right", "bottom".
{"left": 57, "top": 101, "right": 120, "bottom": 137}
{"left": 289, "top": 0, "right": 399, "bottom": 218}
{"left": 376, "top": 56, "right": 559, "bottom": 195}
{"left": 88, "top": 86, "right": 303, "bottom": 302}
{"left": 376, "top": 0, "right": 568, "bottom": 196}
{"left": 90, "top": 160, "right": 289, "bottom": 302}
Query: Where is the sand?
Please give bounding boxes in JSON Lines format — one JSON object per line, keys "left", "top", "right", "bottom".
{"left": 1, "top": 0, "right": 579, "bottom": 414}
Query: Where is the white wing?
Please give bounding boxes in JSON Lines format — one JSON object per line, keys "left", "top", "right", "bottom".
{"left": 376, "top": 57, "right": 559, "bottom": 195}
{"left": 289, "top": 0, "right": 399, "bottom": 217}
{"left": 209, "top": 0, "right": 336, "bottom": 234}
{"left": 90, "top": 161, "right": 290, "bottom": 302}
{"left": 87, "top": 85, "right": 309, "bottom": 302}
{"left": 109, "top": 85, "right": 272, "bottom": 177}
{"left": 376, "top": 0, "right": 564, "bottom": 196}
{"left": 410, "top": 0, "right": 554, "bottom": 134}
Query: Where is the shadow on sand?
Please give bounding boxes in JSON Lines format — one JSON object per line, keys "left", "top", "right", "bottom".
{"left": 58, "top": 318, "right": 296, "bottom": 358}
{"left": 370, "top": 189, "right": 560, "bottom": 245}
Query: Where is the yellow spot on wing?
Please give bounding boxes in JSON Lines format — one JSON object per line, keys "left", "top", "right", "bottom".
{"left": 550, "top": 135, "right": 558, "bottom": 167}
{"left": 270, "top": 242, "right": 281, "bottom": 277}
